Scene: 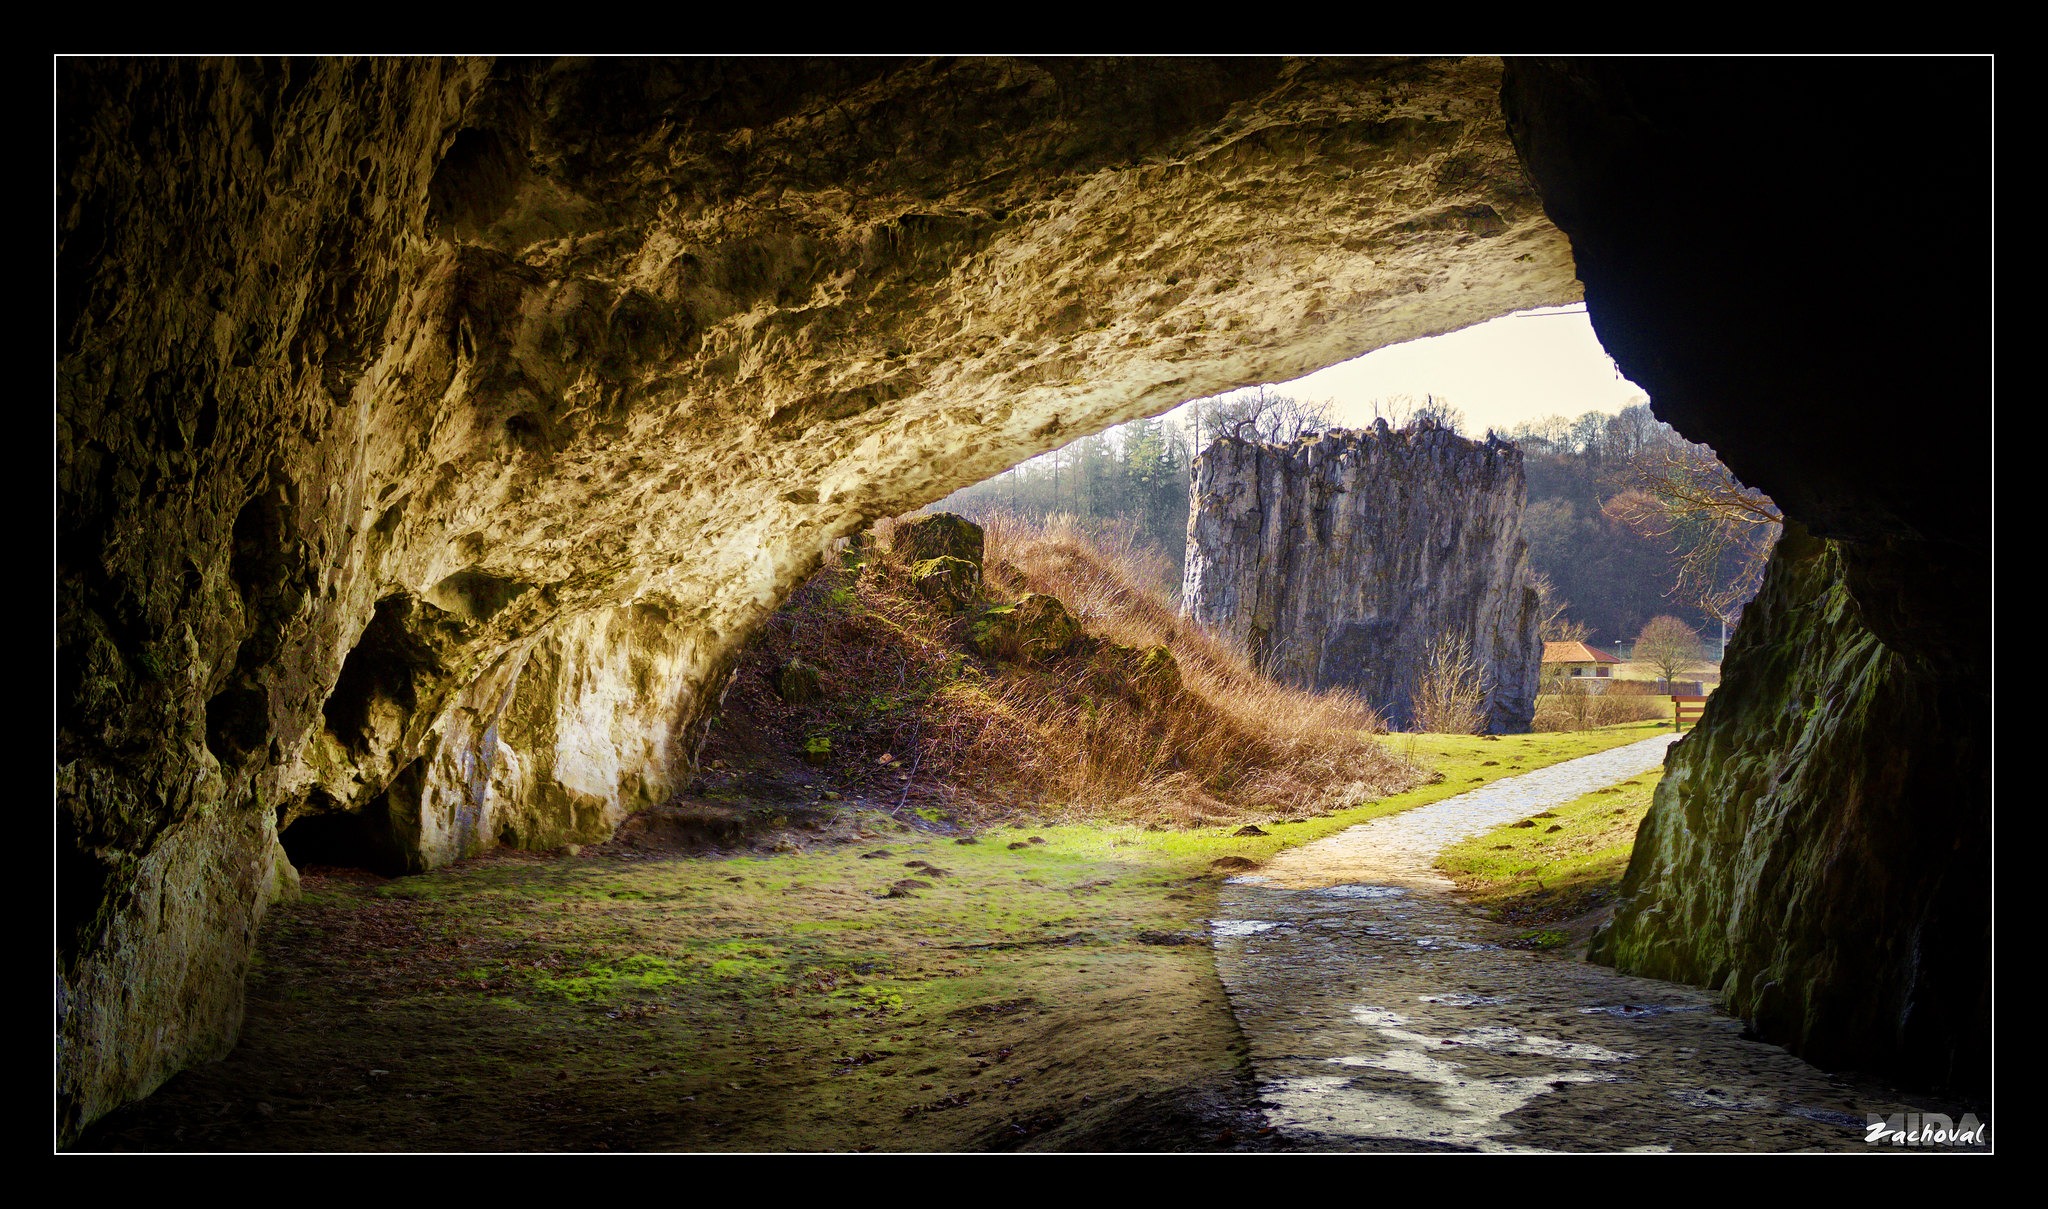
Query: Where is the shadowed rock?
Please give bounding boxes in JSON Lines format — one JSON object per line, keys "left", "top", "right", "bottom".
{"left": 894, "top": 513, "right": 985, "bottom": 569}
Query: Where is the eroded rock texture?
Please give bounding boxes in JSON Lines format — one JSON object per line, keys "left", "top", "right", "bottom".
{"left": 1589, "top": 526, "right": 1988, "bottom": 1087}
{"left": 1504, "top": 60, "right": 1991, "bottom": 1092}
{"left": 1183, "top": 425, "right": 1541, "bottom": 732}
{"left": 57, "top": 56, "right": 1578, "bottom": 1135}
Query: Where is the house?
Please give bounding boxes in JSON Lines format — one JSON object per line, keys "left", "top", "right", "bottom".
{"left": 1542, "top": 640, "right": 1622, "bottom": 682}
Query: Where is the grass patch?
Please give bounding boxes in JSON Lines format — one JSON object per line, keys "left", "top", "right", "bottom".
{"left": 1435, "top": 766, "right": 1664, "bottom": 936}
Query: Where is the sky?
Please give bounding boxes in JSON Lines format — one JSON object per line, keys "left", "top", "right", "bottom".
{"left": 1164, "top": 303, "right": 1649, "bottom": 436}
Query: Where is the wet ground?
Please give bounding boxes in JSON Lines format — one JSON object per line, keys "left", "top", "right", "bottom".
{"left": 1214, "top": 734, "right": 1991, "bottom": 1152}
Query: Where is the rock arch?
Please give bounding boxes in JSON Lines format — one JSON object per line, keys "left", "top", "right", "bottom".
{"left": 55, "top": 55, "right": 1990, "bottom": 1138}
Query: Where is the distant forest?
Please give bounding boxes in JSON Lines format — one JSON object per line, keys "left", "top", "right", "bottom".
{"left": 936, "top": 394, "right": 1733, "bottom": 649}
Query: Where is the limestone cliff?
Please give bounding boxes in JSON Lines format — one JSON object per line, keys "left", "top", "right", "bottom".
{"left": 57, "top": 56, "right": 1578, "bottom": 1135}
{"left": 1182, "top": 424, "right": 1541, "bottom": 732}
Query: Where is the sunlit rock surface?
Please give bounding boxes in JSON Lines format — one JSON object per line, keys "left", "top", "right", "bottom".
{"left": 56, "top": 56, "right": 1579, "bottom": 1134}
{"left": 1183, "top": 425, "right": 1542, "bottom": 732}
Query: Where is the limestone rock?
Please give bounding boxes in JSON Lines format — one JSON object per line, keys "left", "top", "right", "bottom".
{"left": 968, "top": 594, "right": 1083, "bottom": 664}
{"left": 1089, "top": 641, "right": 1182, "bottom": 708}
{"left": 60, "top": 56, "right": 1575, "bottom": 1133}
{"left": 1588, "top": 526, "right": 1989, "bottom": 1090}
{"left": 1182, "top": 425, "right": 1541, "bottom": 733}
{"left": 59, "top": 53, "right": 1990, "bottom": 1133}
{"left": 909, "top": 556, "right": 981, "bottom": 615}
{"left": 893, "top": 513, "right": 985, "bottom": 571}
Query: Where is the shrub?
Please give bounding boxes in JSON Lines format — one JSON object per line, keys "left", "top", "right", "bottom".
{"left": 1409, "top": 631, "right": 1490, "bottom": 734}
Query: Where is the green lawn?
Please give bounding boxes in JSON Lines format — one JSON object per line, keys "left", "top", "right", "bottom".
{"left": 1435, "top": 761, "right": 1664, "bottom": 948}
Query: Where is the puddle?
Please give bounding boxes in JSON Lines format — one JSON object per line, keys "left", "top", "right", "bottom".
{"left": 1211, "top": 920, "right": 1282, "bottom": 938}
{"left": 1667, "top": 1086, "right": 1779, "bottom": 1113}
{"left": 1783, "top": 1105, "right": 1866, "bottom": 1129}
{"left": 1578, "top": 1003, "right": 1709, "bottom": 1019}
{"left": 1313, "top": 884, "right": 1408, "bottom": 900}
{"left": 1419, "top": 993, "right": 1509, "bottom": 1007}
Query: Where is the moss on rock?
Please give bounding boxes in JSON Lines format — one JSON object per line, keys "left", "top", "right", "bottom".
{"left": 1589, "top": 525, "right": 1988, "bottom": 1093}
{"left": 774, "top": 659, "right": 823, "bottom": 705}
{"left": 968, "top": 594, "right": 1082, "bottom": 664}
{"left": 909, "top": 556, "right": 981, "bottom": 615}
{"left": 893, "top": 513, "right": 984, "bottom": 570}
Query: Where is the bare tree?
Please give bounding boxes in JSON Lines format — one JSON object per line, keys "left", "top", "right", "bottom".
{"left": 1410, "top": 630, "right": 1489, "bottom": 734}
{"left": 1603, "top": 428, "right": 1782, "bottom": 630}
{"left": 1198, "top": 386, "right": 1334, "bottom": 446}
{"left": 1366, "top": 395, "right": 1415, "bottom": 430}
{"left": 1633, "top": 614, "right": 1706, "bottom": 691}
{"left": 1410, "top": 393, "right": 1466, "bottom": 435}
{"left": 1530, "top": 571, "right": 1593, "bottom": 644}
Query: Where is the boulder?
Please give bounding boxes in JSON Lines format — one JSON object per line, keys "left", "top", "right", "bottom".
{"left": 909, "top": 556, "right": 981, "bottom": 615}
{"left": 968, "top": 594, "right": 1082, "bottom": 664}
{"left": 774, "top": 659, "right": 823, "bottom": 704}
{"left": 893, "top": 513, "right": 985, "bottom": 570}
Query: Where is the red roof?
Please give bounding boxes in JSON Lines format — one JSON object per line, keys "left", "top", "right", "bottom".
{"left": 1543, "top": 641, "right": 1621, "bottom": 665}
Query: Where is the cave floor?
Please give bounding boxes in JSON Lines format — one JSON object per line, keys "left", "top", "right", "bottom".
{"left": 75, "top": 814, "right": 1267, "bottom": 1153}
{"left": 1217, "top": 734, "right": 1990, "bottom": 1152}
{"left": 77, "top": 726, "right": 1980, "bottom": 1153}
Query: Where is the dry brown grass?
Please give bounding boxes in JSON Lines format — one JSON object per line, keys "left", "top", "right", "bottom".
{"left": 1530, "top": 678, "right": 1675, "bottom": 731}
{"left": 713, "top": 511, "right": 1417, "bottom": 828}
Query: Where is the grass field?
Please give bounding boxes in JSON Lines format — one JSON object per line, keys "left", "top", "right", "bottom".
{"left": 1435, "top": 762, "right": 1664, "bottom": 950}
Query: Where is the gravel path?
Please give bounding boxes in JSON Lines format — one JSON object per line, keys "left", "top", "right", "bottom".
{"left": 1213, "top": 734, "right": 1986, "bottom": 1152}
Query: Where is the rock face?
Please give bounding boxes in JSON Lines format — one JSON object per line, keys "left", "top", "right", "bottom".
{"left": 58, "top": 56, "right": 1578, "bottom": 1135}
{"left": 1503, "top": 59, "right": 1989, "bottom": 1093}
{"left": 56, "top": 53, "right": 1992, "bottom": 1137}
{"left": 1182, "top": 425, "right": 1542, "bottom": 732}
{"left": 1588, "top": 525, "right": 1989, "bottom": 1089}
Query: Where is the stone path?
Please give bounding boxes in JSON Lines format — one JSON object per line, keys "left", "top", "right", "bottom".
{"left": 1213, "top": 734, "right": 1986, "bottom": 1152}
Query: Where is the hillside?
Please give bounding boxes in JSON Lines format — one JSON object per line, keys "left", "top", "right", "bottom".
{"left": 686, "top": 512, "right": 1418, "bottom": 831}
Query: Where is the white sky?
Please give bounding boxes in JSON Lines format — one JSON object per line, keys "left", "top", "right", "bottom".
{"left": 1166, "top": 303, "right": 1650, "bottom": 435}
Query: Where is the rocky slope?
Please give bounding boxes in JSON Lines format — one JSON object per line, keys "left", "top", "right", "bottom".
{"left": 1182, "top": 424, "right": 1541, "bottom": 732}
{"left": 57, "top": 56, "right": 1577, "bottom": 1136}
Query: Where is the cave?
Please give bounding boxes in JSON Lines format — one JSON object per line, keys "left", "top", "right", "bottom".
{"left": 277, "top": 785, "right": 410, "bottom": 878}
{"left": 54, "top": 56, "right": 1991, "bottom": 1142}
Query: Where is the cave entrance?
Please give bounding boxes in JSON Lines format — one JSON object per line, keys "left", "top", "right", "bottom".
{"left": 278, "top": 787, "right": 413, "bottom": 879}
{"left": 925, "top": 302, "right": 1740, "bottom": 737}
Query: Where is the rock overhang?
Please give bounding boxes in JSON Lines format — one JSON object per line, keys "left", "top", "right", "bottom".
{"left": 57, "top": 54, "right": 1582, "bottom": 1136}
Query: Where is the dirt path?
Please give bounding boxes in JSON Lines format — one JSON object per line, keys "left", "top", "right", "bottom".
{"left": 1213, "top": 734, "right": 1985, "bottom": 1152}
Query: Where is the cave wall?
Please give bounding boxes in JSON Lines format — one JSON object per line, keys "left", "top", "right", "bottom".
{"left": 1503, "top": 60, "right": 1991, "bottom": 1092}
{"left": 57, "top": 56, "right": 1580, "bottom": 1135}
{"left": 1182, "top": 425, "right": 1541, "bottom": 732}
